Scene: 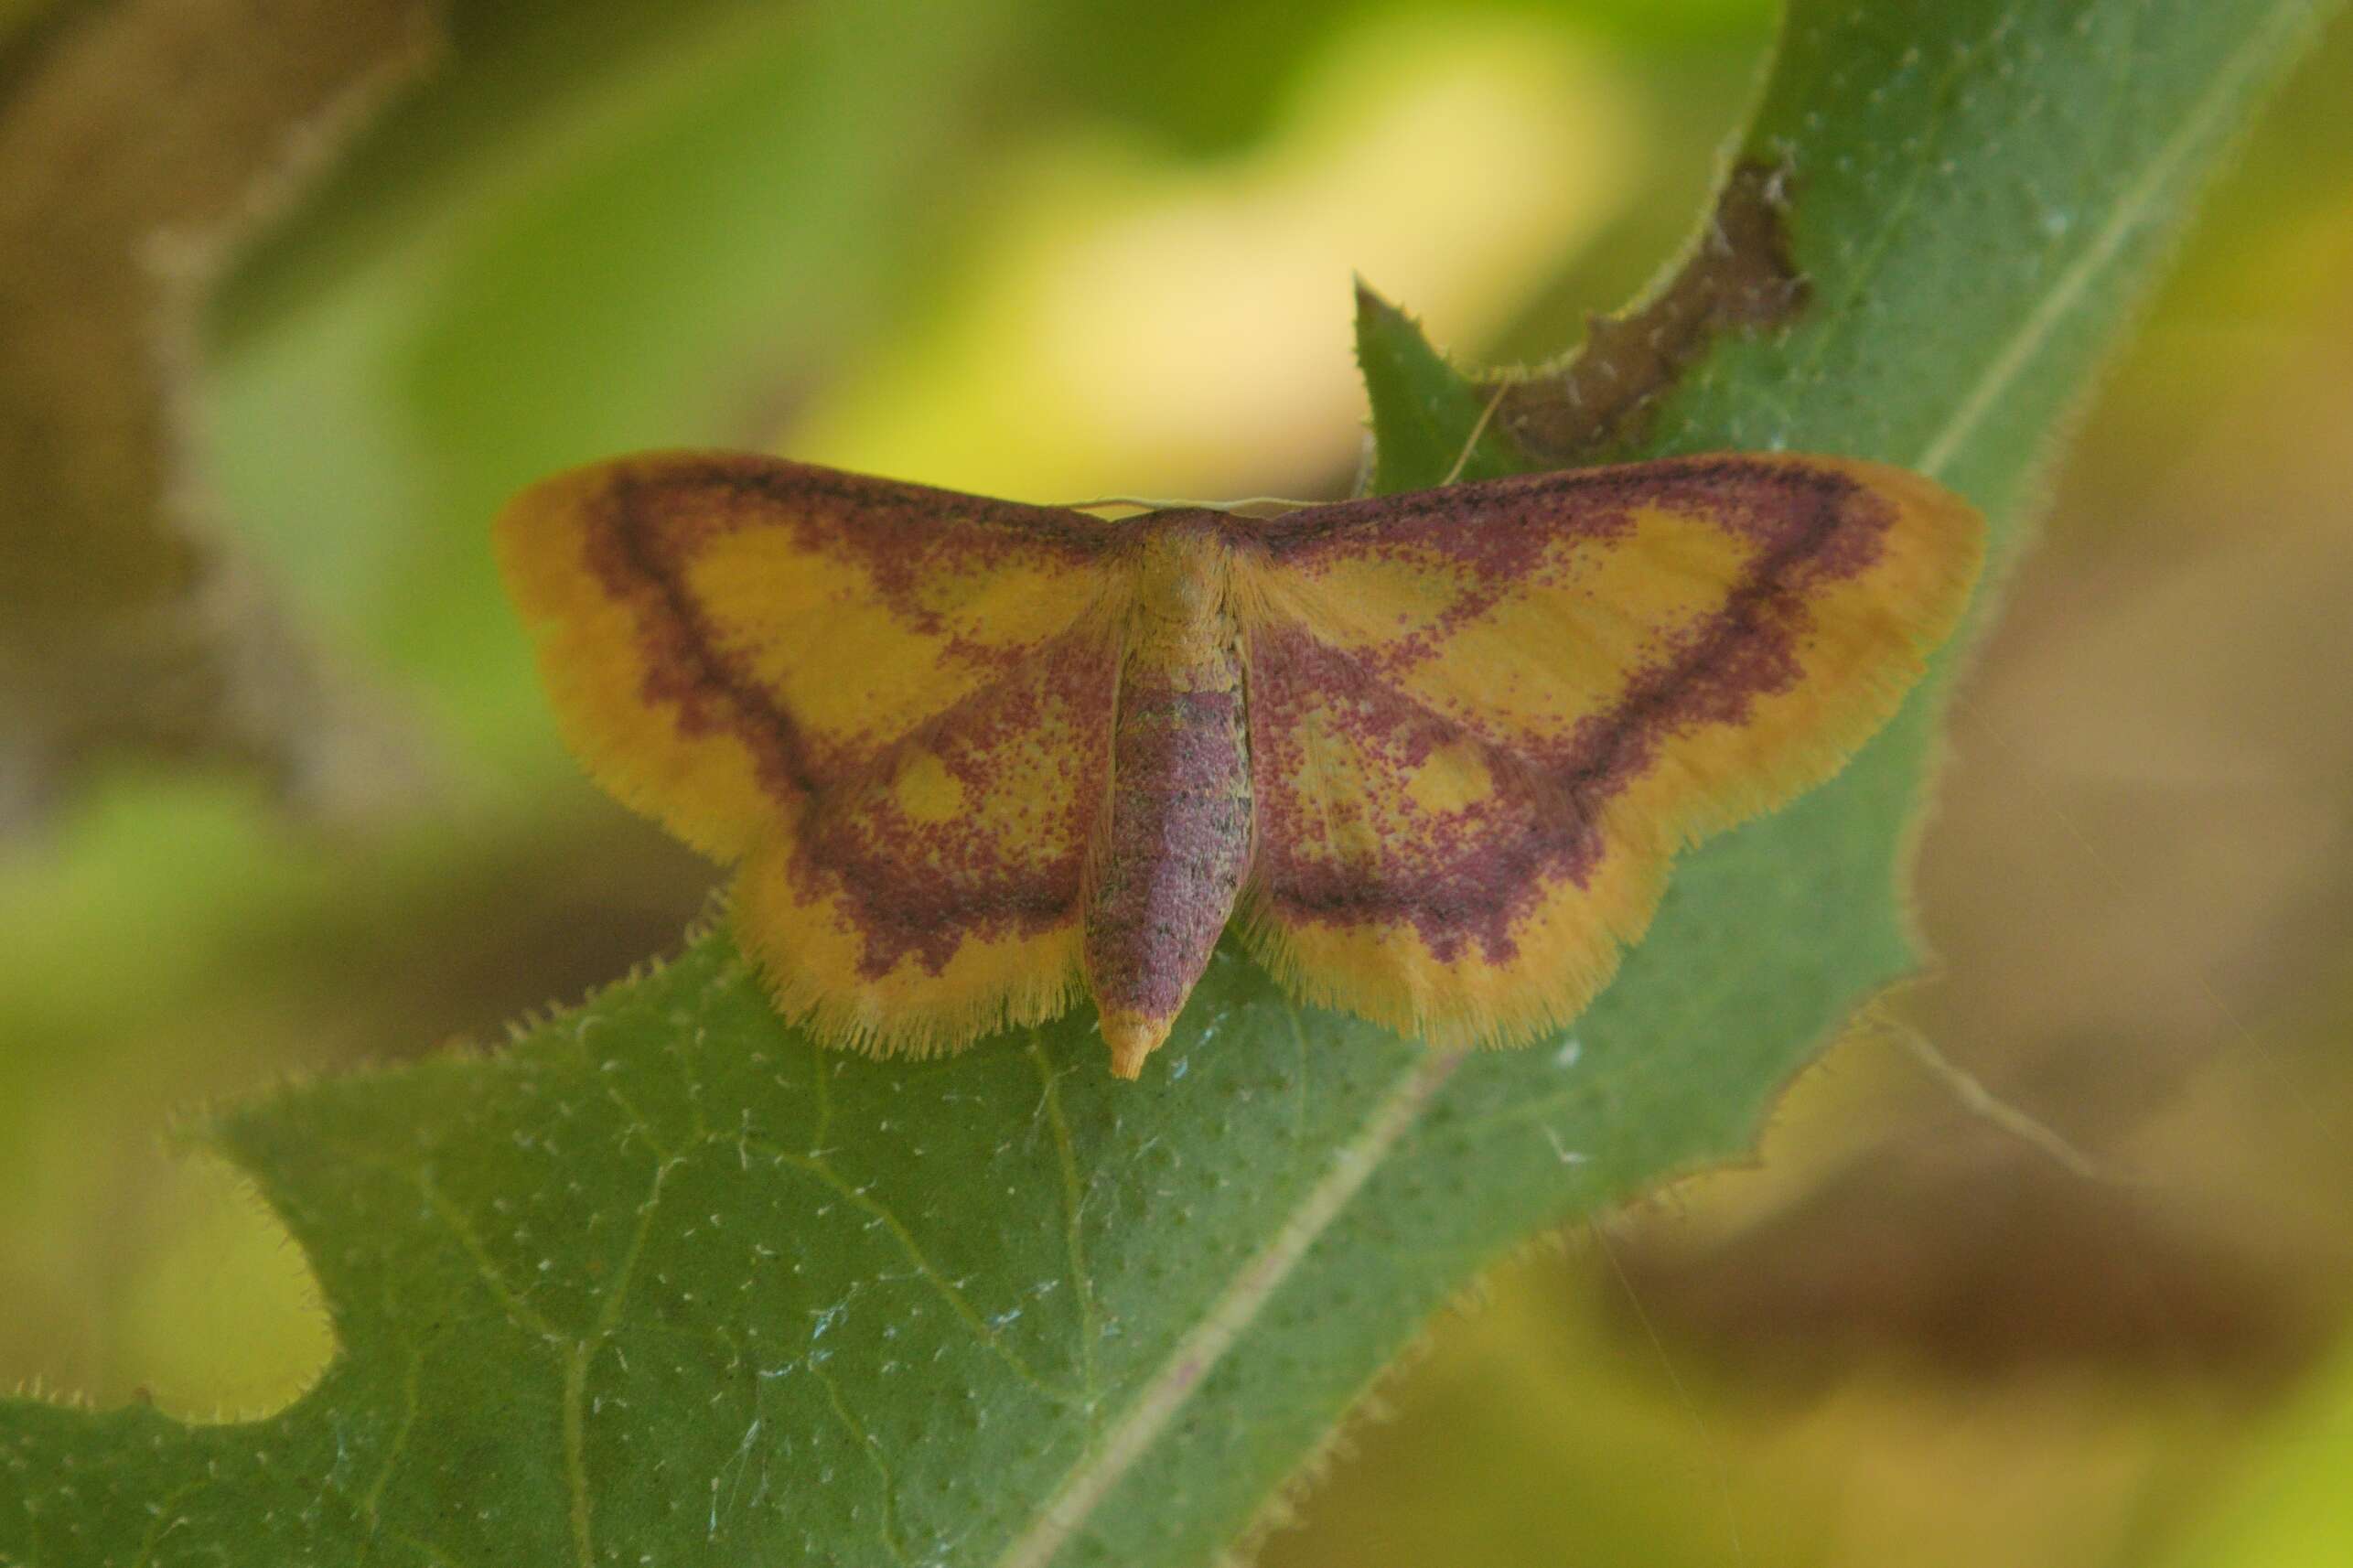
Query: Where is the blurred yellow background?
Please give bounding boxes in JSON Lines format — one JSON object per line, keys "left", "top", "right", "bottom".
{"left": 3, "top": 2, "right": 2350, "bottom": 1563}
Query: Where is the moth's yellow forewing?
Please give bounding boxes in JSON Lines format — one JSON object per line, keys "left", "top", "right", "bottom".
{"left": 1228, "top": 457, "right": 1979, "bottom": 1048}
{"left": 499, "top": 451, "right": 1981, "bottom": 1078}
{"left": 497, "top": 456, "right": 1121, "bottom": 1054}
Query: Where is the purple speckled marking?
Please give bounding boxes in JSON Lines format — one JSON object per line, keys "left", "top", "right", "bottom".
{"left": 1237, "top": 456, "right": 1894, "bottom": 954}
{"left": 577, "top": 456, "right": 1118, "bottom": 976}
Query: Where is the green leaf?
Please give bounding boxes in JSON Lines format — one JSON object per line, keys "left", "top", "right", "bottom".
{"left": 2, "top": 2, "right": 2334, "bottom": 1564}
{"left": 1353, "top": 282, "right": 1526, "bottom": 491}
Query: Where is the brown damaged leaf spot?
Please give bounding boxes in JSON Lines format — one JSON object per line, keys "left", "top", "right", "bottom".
{"left": 0, "top": 0, "right": 445, "bottom": 830}
{"left": 1493, "top": 158, "right": 1810, "bottom": 464}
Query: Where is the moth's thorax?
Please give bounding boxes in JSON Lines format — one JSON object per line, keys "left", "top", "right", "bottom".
{"left": 1123, "top": 512, "right": 1237, "bottom": 639}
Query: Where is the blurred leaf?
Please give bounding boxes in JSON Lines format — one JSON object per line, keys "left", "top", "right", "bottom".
{"left": 400, "top": 1, "right": 1023, "bottom": 481}
{"left": 1261, "top": 1247, "right": 1814, "bottom": 1568}
{"left": 1572, "top": 0, "right": 1777, "bottom": 46}
{"left": 0, "top": 0, "right": 443, "bottom": 830}
{"left": 204, "top": 1, "right": 1037, "bottom": 779}
{"left": 2165, "top": 1337, "right": 2353, "bottom": 1568}
{"left": 790, "top": 13, "right": 1639, "bottom": 503}
{"left": 0, "top": 2, "right": 2336, "bottom": 1566}
{"left": 1608, "top": 1123, "right": 2336, "bottom": 1382}
{"left": 0, "top": 0, "right": 61, "bottom": 59}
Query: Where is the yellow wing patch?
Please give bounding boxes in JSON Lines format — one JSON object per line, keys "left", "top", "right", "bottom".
{"left": 1231, "top": 454, "right": 1982, "bottom": 1047}
{"left": 496, "top": 451, "right": 1121, "bottom": 1047}
{"left": 736, "top": 628, "right": 1120, "bottom": 1053}
{"left": 1234, "top": 620, "right": 1670, "bottom": 1047}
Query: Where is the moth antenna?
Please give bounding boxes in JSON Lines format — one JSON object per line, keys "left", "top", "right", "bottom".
{"left": 1057, "top": 496, "right": 1178, "bottom": 514}
{"left": 1058, "top": 494, "right": 1321, "bottom": 517}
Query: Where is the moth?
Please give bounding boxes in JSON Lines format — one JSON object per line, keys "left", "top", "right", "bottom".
{"left": 498, "top": 450, "right": 1981, "bottom": 1078}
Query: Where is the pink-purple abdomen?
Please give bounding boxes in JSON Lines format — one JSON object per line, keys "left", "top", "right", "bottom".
{"left": 1083, "top": 640, "right": 1253, "bottom": 1077}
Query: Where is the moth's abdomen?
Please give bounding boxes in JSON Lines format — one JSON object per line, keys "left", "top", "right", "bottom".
{"left": 1084, "top": 635, "right": 1252, "bottom": 1077}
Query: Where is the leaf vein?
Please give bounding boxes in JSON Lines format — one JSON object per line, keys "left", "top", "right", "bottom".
{"left": 993, "top": 1048, "right": 1463, "bottom": 1568}
{"left": 1027, "top": 1034, "right": 1102, "bottom": 1409}
{"left": 406, "top": 1169, "right": 566, "bottom": 1345}
{"left": 735, "top": 1135, "right": 1083, "bottom": 1403}
{"left": 809, "top": 1358, "right": 913, "bottom": 1568}
{"left": 1915, "top": 0, "right": 2316, "bottom": 478}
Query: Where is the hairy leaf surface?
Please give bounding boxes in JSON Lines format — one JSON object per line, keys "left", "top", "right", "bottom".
{"left": 1, "top": 3, "right": 2333, "bottom": 1565}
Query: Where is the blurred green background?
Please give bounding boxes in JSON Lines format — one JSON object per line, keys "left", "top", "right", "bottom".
{"left": 3, "top": 1, "right": 2350, "bottom": 1563}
